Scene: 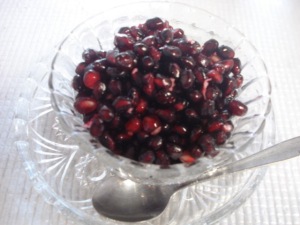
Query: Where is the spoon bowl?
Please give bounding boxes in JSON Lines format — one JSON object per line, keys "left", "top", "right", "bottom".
{"left": 92, "top": 137, "right": 300, "bottom": 222}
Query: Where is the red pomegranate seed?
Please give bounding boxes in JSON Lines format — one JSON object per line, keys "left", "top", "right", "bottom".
{"left": 180, "top": 151, "right": 196, "bottom": 164}
{"left": 162, "top": 46, "right": 182, "bottom": 59}
{"left": 166, "top": 143, "right": 183, "bottom": 160}
{"left": 168, "top": 62, "right": 181, "bottom": 78}
{"left": 154, "top": 74, "right": 172, "bottom": 89}
{"left": 130, "top": 26, "right": 145, "bottom": 41}
{"left": 83, "top": 70, "right": 101, "bottom": 89}
{"left": 82, "top": 48, "right": 97, "bottom": 63}
{"left": 90, "top": 118, "right": 104, "bottom": 137}
{"left": 145, "top": 17, "right": 164, "bottom": 30}
{"left": 194, "top": 67, "right": 206, "bottom": 84}
{"left": 160, "top": 28, "right": 173, "bottom": 44}
{"left": 114, "top": 33, "right": 135, "bottom": 51}
{"left": 207, "top": 120, "right": 224, "bottom": 132}
{"left": 133, "top": 42, "right": 148, "bottom": 56}
{"left": 185, "top": 108, "right": 200, "bottom": 120}
{"left": 142, "top": 116, "right": 162, "bottom": 135}
{"left": 181, "top": 56, "right": 196, "bottom": 69}
{"left": 116, "top": 133, "right": 132, "bottom": 142}
{"left": 191, "top": 146, "right": 203, "bottom": 158}
{"left": 108, "top": 79, "right": 122, "bottom": 96}
{"left": 139, "top": 150, "right": 155, "bottom": 164}
{"left": 180, "top": 69, "right": 195, "bottom": 89}
{"left": 222, "top": 121, "right": 234, "bottom": 133}
{"left": 93, "top": 82, "right": 106, "bottom": 99}
{"left": 198, "top": 134, "right": 215, "bottom": 153}
{"left": 142, "top": 72, "right": 155, "bottom": 96}
{"left": 200, "top": 100, "right": 215, "bottom": 116}
{"left": 173, "top": 99, "right": 188, "bottom": 111}
{"left": 100, "top": 132, "right": 116, "bottom": 151}
{"left": 189, "top": 90, "right": 203, "bottom": 103}
{"left": 155, "top": 150, "right": 170, "bottom": 166}
{"left": 115, "top": 51, "right": 135, "bottom": 70}
{"left": 207, "top": 69, "right": 223, "bottom": 84}
{"left": 148, "top": 46, "right": 161, "bottom": 61}
{"left": 201, "top": 39, "right": 219, "bottom": 56}
{"left": 112, "top": 96, "right": 133, "bottom": 113}
{"left": 228, "top": 100, "right": 248, "bottom": 116}
{"left": 125, "top": 117, "right": 141, "bottom": 135}
{"left": 142, "top": 35, "right": 156, "bottom": 47}
{"left": 98, "top": 105, "right": 114, "bottom": 122}
{"left": 148, "top": 136, "right": 163, "bottom": 150}
{"left": 131, "top": 68, "right": 142, "bottom": 86}
{"left": 72, "top": 75, "right": 84, "bottom": 91}
{"left": 141, "top": 56, "right": 155, "bottom": 70}
{"left": 232, "top": 58, "right": 242, "bottom": 75}
{"left": 235, "top": 74, "right": 244, "bottom": 88}
{"left": 173, "top": 125, "right": 188, "bottom": 135}
{"left": 215, "top": 130, "right": 228, "bottom": 145}
{"left": 118, "top": 26, "right": 131, "bottom": 35}
{"left": 195, "top": 53, "right": 210, "bottom": 68}
{"left": 205, "top": 86, "right": 221, "bottom": 101}
{"left": 106, "top": 50, "right": 118, "bottom": 66}
{"left": 155, "top": 90, "right": 176, "bottom": 105}
{"left": 213, "top": 59, "right": 234, "bottom": 74}
{"left": 74, "top": 97, "right": 98, "bottom": 114}
{"left": 92, "top": 58, "right": 108, "bottom": 72}
{"left": 172, "top": 28, "right": 184, "bottom": 38}
{"left": 155, "top": 109, "right": 175, "bottom": 123}
{"left": 217, "top": 45, "right": 235, "bottom": 59}
{"left": 135, "top": 98, "right": 148, "bottom": 114}
{"left": 75, "top": 62, "right": 87, "bottom": 75}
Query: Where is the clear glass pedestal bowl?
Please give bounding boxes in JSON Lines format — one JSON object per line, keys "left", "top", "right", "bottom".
{"left": 14, "top": 1, "right": 274, "bottom": 225}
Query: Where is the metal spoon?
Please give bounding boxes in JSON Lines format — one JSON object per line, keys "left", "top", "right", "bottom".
{"left": 92, "top": 137, "right": 300, "bottom": 222}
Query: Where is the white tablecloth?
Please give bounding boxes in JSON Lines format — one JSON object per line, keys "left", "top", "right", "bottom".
{"left": 1, "top": 0, "right": 300, "bottom": 224}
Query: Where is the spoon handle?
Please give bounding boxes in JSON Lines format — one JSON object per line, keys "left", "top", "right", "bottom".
{"left": 187, "top": 136, "right": 300, "bottom": 185}
{"left": 224, "top": 136, "right": 300, "bottom": 174}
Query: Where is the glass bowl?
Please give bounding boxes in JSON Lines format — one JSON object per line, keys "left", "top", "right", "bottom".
{"left": 14, "top": 1, "right": 274, "bottom": 225}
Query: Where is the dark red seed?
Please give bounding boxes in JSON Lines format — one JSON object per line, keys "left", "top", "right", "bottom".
{"left": 191, "top": 146, "right": 203, "bottom": 158}
{"left": 235, "top": 74, "right": 244, "bottom": 88}
{"left": 133, "top": 42, "right": 148, "bottom": 56}
{"left": 181, "top": 56, "right": 196, "bottom": 69}
{"left": 74, "top": 97, "right": 98, "bottom": 114}
{"left": 108, "top": 79, "right": 122, "bottom": 96}
{"left": 142, "top": 116, "right": 162, "bottom": 135}
{"left": 168, "top": 63, "right": 181, "bottom": 79}
{"left": 148, "top": 46, "right": 161, "bottom": 61}
{"left": 116, "top": 133, "right": 132, "bottom": 143}
{"left": 160, "top": 28, "right": 173, "bottom": 44}
{"left": 187, "top": 40, "right": 201, "bottom": 55}
{"left": 112, "top": 96, "right": 133, "bottom": 113}
{"left": 180, "top": 69, "right": 195, "bottom": 89}
{"left": 72, "top": 74, "right": 84, "bottom": 91}
{"left": 139, "top": 150, "right": 155, "bottom": 164}
{"left": 96, "top": 50, "right": 107, "bottom": 58}
{"left": 207, "top": 120, "right": 224, "bottom": 132}
{"left": 173, "top": 125, "right": 188, "bottom": 135}
{"left": 195, "top": 54, "right": 211, "bottom": 68}
{"left": 142, "top": 73, "right": 155, "bottom": 96}
{"left": 131, "top": 68, "right": 143, "bottom": 86}
{"left": 155, "top": 109, "right": 175, "bottom": 123}
{"left": 155, "top": 90, "right": 176, "bottom": 105}
{"left": 172, "top": 38, "right": 189, "bottom": 53}
{"left": 166, "top": 143, "right": 183, "bottom": 160}
{"left": 207, "top": 69, "right": 223, "bottom": 84}
{"left": 142, "top": 35, "right": 156, "bottom": 47}
{"left": 148, "top": 136, "right": 163, "bottom": 150}
{"left": 223, "top": 77, "right": 237, "bottom": 96}
{"left": 198, "top": 134, "right": 215, "bottom": 153}
{"left": 222, "top": 121, "right": 234, "bottom": 133}
{"left": 232, "top": 58, "right": 242, "bottom": 75}
{"left": 162, "top": 46, "right": 182, "bottom": 59}
{"left": 145, "top": 17, "right": 164, "bottom": 30}
{"left": 213, "top": 59, "right": 234, "bottom": 74}
{"left": 90, "top": 118, "right": 104, "bottom": 137}
{"left": 190, "top": 127, "right": 204, "bottom": 143}
{"left": 217, "top": 45, "right": 235, "bottom": 59}
{"left": 130, "top": 26, "right": 145, "bottom": 41}
{"left": 215, "top": 130, "right": 228, "bottom": 145}
{"left": 172, "top": 28, "right": 184, "bottom": 38}
{"left": 193, "top": 67, "right": 206, "bottom": 84}
{"left": 128, "top": 87, "right": 140, "bottom": 105}
{"left": 83, "top": 70, "right": 101, "bottom": 89}
{"left": 173, "top": 99, "right": 188, "bottom": 111}
{"left": 154, "top": 74, "right": 172, "bottom": 89}
{"left": 92, "top": 82, "right": 106, "bottom": 99}
{"left": 118, "top": 26, "right": 131, "bottom": 35}
{"left": 82, "top": 48, "right": 97, "bottom": 63}
{"left": 136, "top": 131, "right": 150, "bottom": 141}
{"left": 98, "top": 105, "right": 114, "bottom": 122}
{"left": 106, "top": 67, "right": 127, "bottom": 78}
{"left": 109, "top": 115, "right": 121, "bottom": 129}
{"left": 125, "top": 117, "right": 141, "bottom": 134}
{"left": 136, "top": 98, "right": 148, "bottom": 114}
{"left": 201, "top": 39, "right": 219, "bottom": 56}
{"left": 141, "top": 56, "right": 155, "bottom": 70}
{"left": 155, "top": 150, "right": 170, "bottom": 167}
{"left": 75, "top": 62, "right": 87, "bottom": 76}
{"left": 189, "top": 90, "right": 203, "bottom": 102}
{"left": 115, "top": 51, "right": 135, "bottom": 70}
{"left": 205, "top": 86, "right": 221, "bottom": 101}
{"left": 185, "top": 108, "right": 200, "bottom": 120}
{"left": 100, "top": 132, "right": 116, "bottom": 151}
{"left": 93, "top": 59, "right": 108, "bottom": 72}
{"left": 106, "top": 50, "right": 118, "bottom": 66}
{"left": 228, "top": 100, "right": 248, "bottom": 116}
{"left": 114, "top": 33, "right": 135, "bottom": 51}
{"left": 200, "top": 100, "right": 215, "bottom": 116}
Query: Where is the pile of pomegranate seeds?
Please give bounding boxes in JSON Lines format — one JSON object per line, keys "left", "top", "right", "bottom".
{"left": 72, "top": 17, "right": 248, "bottom": 166}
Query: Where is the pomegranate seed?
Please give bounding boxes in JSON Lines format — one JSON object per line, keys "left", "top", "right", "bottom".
{"left": 191, "top": 146, "right": 203, "bottom": 158}
{"left": 189, "top": 90, "right": 203, "bottom": 102}
{"left": 190, "top": 127, "right": 204, "bottom": 143}
{"left": 100, "top": 132, "right": 116, "bottom": 151}
{"left": 194, "top": 67, "right": 206, "bottom": 84}
{"left": 201, "top": 39, "right": 219, "bottom": 56}
{"left": 139, "top": 150, "right": 155, "bottom": 164}
{"left": 200, "top": 100, "right": 215, "bottom": 116}
{"left": 148, "top": 136, "right": 163, "bottom": 150}
{"left": 173, "top": 125, "right": 188, "bottom": 135}
{"left": 207, "top": 69, "right": 223, "bottom": 84}
{"left": 90, "top": 118, "right": 104, "bottom": 137}
{"left": 133, "top": 42, "right": 148, "bottom": 56}
{"left": 142, "top": 116, "right": 162, "bottom": 135}
{"left": 108, "top": 79, "right": 122, "bottom": 96}
{"left": 141, "top": 56, "right": 155, "bottom": 70}
{"left": 148, "top": 46, "right": 161, "bottom": 61}
{"left": 207, "top": 120, "right": 224, "bottom": 132}
{"left": 112, "top": 96, "right": 132, "bottom": 113}
{"left": 213, "top": 59, "right": 234, "bottom": 74}
{"left": 125, "top": 117, "right": 141, "bottom": 135}
{"left": 98, "top": 105, "right": 114, "bottom": 122}
{"left": 205, "top": 86, "right": 221, "bottom": 101}
{"left": 93, "top": 82, "right": 106, "bottom": 99}
{"left": 118, "top": 27, "right": 131, "bottom": 35}
{"left": 215, "top": 130, "right": 228, "bottom": 145}
{"left": 232, "top": 58, "right": 242, "bottom": 75}
{"left": 198, "top": 134, "right": 215, "bottom": 152}
{"left": 160, "top": 28, "right": 173, "bottom": 44}
{"left": 116, "top": 133, "right": 132, "bottom": 143}
{"left": 92, "top": 59, "right": 108, "bottom": 72}
{"left": 185, "top": 108, "right": 200, "bottom": 120}
{"left": 142, "top": 35, "right": 156, "bottom": 47}
{"left": 162, "top": 46, "right": 182, "bottom": 59}
{"left": 145, "top": 17, "right": 164, "bottom": 30}
{"left": 180, "top": 151, "right": 196, "bottom": 164}
{"left": 75, "top": 62, "right": 87, "bottom": 75}
{"left": 228, "top": 100, "right": 248, "bottom": 116}
{"left": 130, "top": 26, "right": 145, "bottom": 41}
{"left": 114, "top": 33, "right": 135, "bottom": 51}
{"left": 172, "top": 28, "right": 184, "bottom": 38}
{"left": 168, "top": 63, "right": 181, "bottom": 78}
{"left": 74, "top": 97, "right": 97, "bottom": 114}
{"left": 82, "top": 48, "right": 97, "bottom": 63}
{"left": 195, "top": 53, "right": 211, "bottom": 68}
{"left": 96, "top": 50, "right": 106, "bottom": 58}
{"left": 142, "top": 73, "right": 155, "bottom": 96}
{"left": 136, "top": 131, "right": 150, "bottom": 141}
{"left": 155, "top": 90, "right": 176, "bottom": 105}
{"left": 115, "top": 51, "right": 135, "bottom": 70}
{"left": 166, "top": 143, "right": 183, "bottom": 160}
{"left": 181, "top": 56, "right": 196, "bottom": 69}
{"left": 154, "top": 74, "right": 172, "bottom": 89}
{"left": 217, "top": 45, "right": 235, "bottom": 59}
{"left": 155, "top": 150, "right": 170, "bottom": 166}
{"left": 136, "top": 98, "right": 148, "bottom": 114}
{"left": 235, "top": 74, "right": 244, "bottom": 88}
{"left": 106, "top": 50, "right": 118, "bottom": 66}
{"left": 131, "top": 68, "right": 142, "bottom": 86}
{"left": 180, "top": 69, "right": 195, "bottom": 89}
{"left": 83, "top": 70, "right": 101, "bottom": 89}
{"left": 72, "top": 75, "right": 84, "bottom": 91}
{"left": 173, "top": 99, "right": 188, "bottom": 111}
{"left": 155, "top": 108, "right": 175, "bottom": 123}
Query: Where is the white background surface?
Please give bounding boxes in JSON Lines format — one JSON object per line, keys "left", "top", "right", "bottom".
{"left": 1, "top": 0, "right": 300, "bottom": 224}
